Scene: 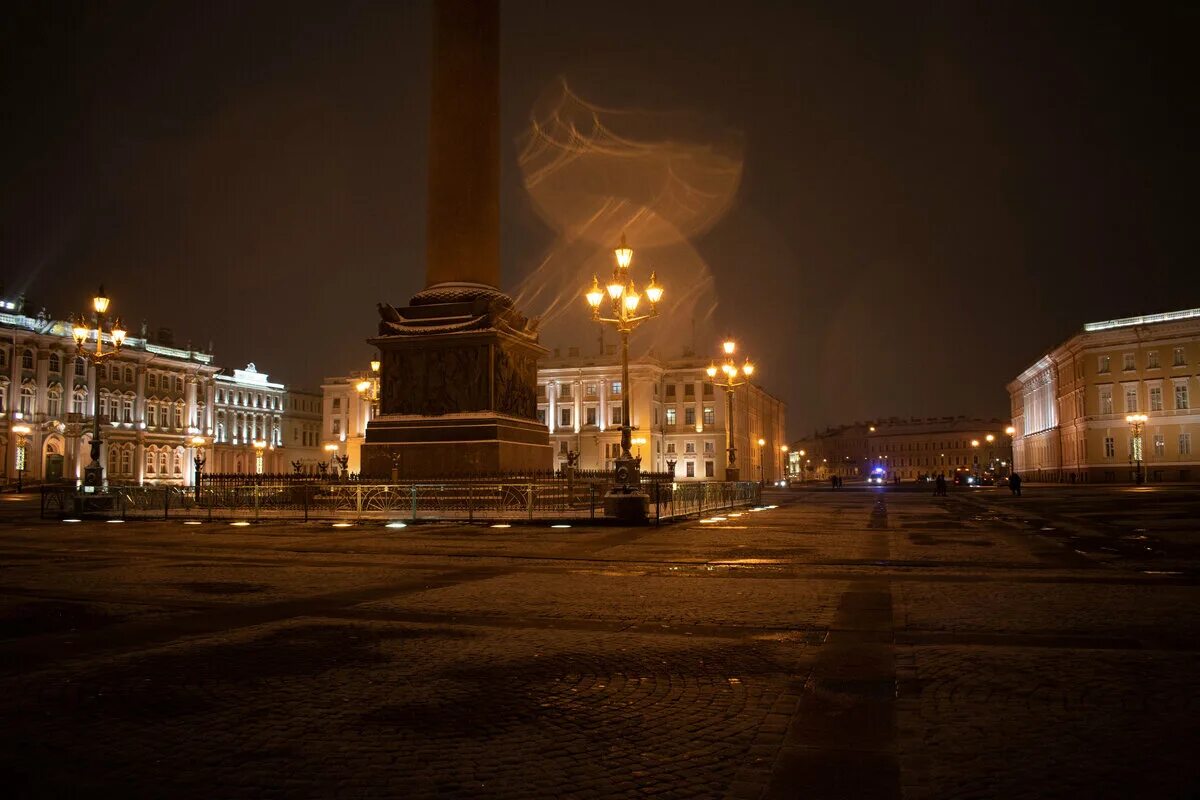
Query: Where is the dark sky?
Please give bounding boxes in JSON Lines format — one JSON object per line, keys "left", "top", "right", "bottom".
{"left": 4, "top": 1, "right": 1197, "bottom": 436}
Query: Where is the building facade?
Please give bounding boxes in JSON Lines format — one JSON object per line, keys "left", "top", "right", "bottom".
{"left": 209, "top": 364, "right": 287, "bottom": 474}
{"left": 1009, "top": 308, "right": 1200, "bottom": 482}
{"left": 792, "top": 417, "right": 1012, "bottom": 481}
{"left": 321, "top": 373, "right": 373, "bottom": 475}
{"left": 2, "top": 304, "right": 219, "bottom": 487}
{"left": 537, "top": 349, "right": 787, "bottom": 482}
{"left": 281, "top": 389, "right": 324, "bottom": 472}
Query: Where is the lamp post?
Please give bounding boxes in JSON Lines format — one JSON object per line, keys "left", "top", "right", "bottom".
{"left": 1126, "top": 413, "right": 1148, "bottom": 484}
{"left": 71, "top": 286, "right": 126, "bottom": 490}
{"left": 985, "top": 433, "right": 996, "bottom": 474}
{"left": 253, "top": 439, "right": 267, "bottom": 475}
{"left": 583, "top": 233, "right": 664, "bottom": 520}
{"left": 356, "top": 357, "right": 381, "bottom": 419}
{"left": 190, "top": 435, "right": 207, "bottom": 502}
{"left": 705, "top": 339, "right": 755, "bottom": 481}
{"left": 757, "top": 437, "right": 766, "bottom": 486}
{"left": 970, "top": 439, "right": 980, "bottom": 480}
{"left": 780, "top": 444, "right": 789, "bottom": 482}
{"left": 12, "top": 424, "right": 31, "bottom": 492}
{"left": 1005, "top": 425, "right": 1016, "bottom": 477}
{"left": 631, "top": 436, "right": 647, "bottom": 461}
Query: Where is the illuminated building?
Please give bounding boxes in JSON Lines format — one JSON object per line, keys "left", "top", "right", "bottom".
{"left": 792, "top": 417, "right": 1012, "bottom": 481}
{"left": 1, "top": 298, "right": 218, "bottom": 485}
{"left": 321, "top": 373, "right": 374, "bottom": 475}
{"left": 1009, "top": 308, "right": 1200, "bottom": 482}
{"left": 281, "top": 389, "right": 324, "bottom": 472}
{"left": 537, "top": 347, "right": 786, "bottom": 481}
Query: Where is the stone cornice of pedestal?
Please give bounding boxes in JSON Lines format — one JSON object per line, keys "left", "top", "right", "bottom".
{"left": 375, "top": 284, "right": 540, "bottom": 344}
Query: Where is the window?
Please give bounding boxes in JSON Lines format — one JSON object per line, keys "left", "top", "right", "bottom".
{"left": 685, "top": 407, "right": 696, "bottom": 426}
{"left": 705, "top": 461, "right": 715, "bottom": 478}
{"left": 332, "top": 398, "right": 341, "bottom": 410}
{"left": 559, "top": 407, "right": 572, "bottom": 427}
{"left": 611, "top": 406, "right": 622, "bottom": 425}
{"left": 147, "top": 374, "right": 156, "bottom": 390}
{"left": 586, "top": 383, "right": 596, "bottom": 396}
{"left": 47, "top": 387, "right": 62, "bottom": 417}
{"left": 1122, "top": 353, "right": 1135, "bottom": 371}
{"left": 559, "top": 383, "right": 571, "bottom": 399}
{"left": 1104, "top": 436, "right": 1115, "bottom": 458}
{"left": 1098, "top": 386, "right": 1113, "bottom": 415}
{"left": 703, "top": 383, "right": 714, "bottom": 398}
{"left": 0, "top": 350, "right": 5, "bottom": 367}
{"left": 704, "top": 441, "right": 715, "bottom": 454}
{"left": 1181, "top": 433, "right": 1192, "bottom": 456}
{"left": 49, "top": 353, "right": 60, "bottom": 373}
{"left": 124, "top": 397, "right": 134, "bottom": 423}
{"left": 1097, "top": 355, "right": 1110, "bottom": 373}
{"left": 1174, "top": 348, "right": 1186, "bottom": 367}
{"left": 1154, "top": 434, "right": 1165, "bottom": 457}
{"left": 124, "top": 367, "right": 134, "bottom": 383}
{"left": 1124, "top": 386, "right": 1138, "bottom": 412}
{"left": 1150, "top": 386, "right": 1163, "bottom": 411}
{"left": 332, "top": 419, "right": 341, "bottom": 435}
{"left": 1148, "top": 351, "right": 1159, "bottom": 369}
{"left": 72, "top": 389, "right": 86, "bottom": 415}
{"left": 666, "top": 442, "right": 676, "bottom": 454}
{"left": 666, "top": 408, "right": 676, "bottom": 426}
{"left": 611, "top": 381, "right": 622, "bottom": 395}
{"left": 1175, "top": 383, "right": 1190, "bottom": 410}
{"left": 22, "top": 349, "right": 34, "bottom": 370}
{"left": 586, "top": 407, "right": 597, "bottom": 426}
{"left": 148, "top": 405, "right": 157, "bottom": 426}
{"left": 147, "top": 449, "right": 157, "bottom": 474}
{"left": 684, "top": 384, "right": 695, "bottom": 398}
{"left": 703, "top": 407, "right": 715, "bottom": 425}
{"left": 665, "top": 384, "right": 676, "bottom": 399}
{"left": 686, "top": 462, "right": 695, "bottom": 478}
{"left": 558, "top": 440, "right": 568, "bottom": 454}
{"left": 19, "top": 386, "right": 35, "bottom": 415}
{"left": 536, "top": 409, "right": 546, "bottom": 425}
{"left": 685, "top": 441, "right": 696, "bottom": 454}
{"left": 76, "top": 357, "right": 85, "bottom": 376}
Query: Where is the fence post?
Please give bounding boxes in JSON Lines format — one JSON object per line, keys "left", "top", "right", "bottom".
{"left": 254, "top": 484, "right": 260, "bottom": 522}
{"left": 468, "top": 485, "right": 473, "bottom": 524}
{"left": 528, "top": 484, "right": 534, "bottom": 523}
{"left": 356, "top": 483, "right": 362, "bottom": 520}
{"left": 654, "top": 482, "right": 660, "bottom": 526}
{"left": 410, "top": 485, "right": 418, "bottom": 522}
{"left": 590, "top": 485, "right": 596, "bottom": 521}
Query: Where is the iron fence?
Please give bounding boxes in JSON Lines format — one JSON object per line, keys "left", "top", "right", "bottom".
{"left": 43, "top": 474, "right": 760, "bottom": 523}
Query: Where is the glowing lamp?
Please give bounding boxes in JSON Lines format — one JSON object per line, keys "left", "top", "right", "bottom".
{"left": 971, "top": 439, "right": 980, "bottom": 447}
{"left": 586, "top": 276, "right": 605, "bottom": 308}
{"left": 781, "top": 445, "right": 789, "bottom": 452}
{"left": 606, "top": 278, "right": 624, "bottom": 300}
{"left": 623, "top": 285, "right": 640, "bottom": 312}
{"left": 757, "top": 438, "right": 765, "bottom": 446}
{"left": 370, "top": 359, "right": 381, "bottom": 373}
{"left": 799, "top": 449, "right": 806, "bottom": 456}
{"left": 1005, "top": 425, "right": 1016, "bottom": 435}
{"left": 92, "top": 287, "right": 110, "bottom": 314}
{"left": 12, "top": 424, "right": 31, "bottom": 436}
{"left": 72, "top": 322, "right": 89, "bottom": 345}
{"left": 111, "top": 321, "right": 126, "bottom": 347}
{"left": 253, "top": 439, "right": 267, "bottom": 450}
{"left": 645, "top": 272, "right": 663, "bottom": 304}
{"left": 324, "top": 443, "right": 337, "bottom": 452}
{"left": 356, "top": 380, "right": 372, "bottom": 393}
{"left": 723, "top": 340, "right": 736, "bottom": 355}
{"left": 986, "top": 434, "right": 995, "bottom": 443}
{"left": 722, "top": 363, "right": 734, "bottom": 376}
{"left": 742, "top": 360, "right": 754, "bottom": 377}
{"left": 614, "top": 233, "right": 633, "bottom": 269}
{"left": 706, "top": 363, "right": 718, "bottom": 378}
{"left": 190, "top": 435, "right": 206, "bottom": 446}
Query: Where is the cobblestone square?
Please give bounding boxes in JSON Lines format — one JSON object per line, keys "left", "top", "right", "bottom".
{"left": 1, "top": 486, "right": 1198, "bottom": 798}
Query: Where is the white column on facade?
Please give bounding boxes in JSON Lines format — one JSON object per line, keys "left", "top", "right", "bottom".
{"left": 693, "top": 379, "right": 703, "bottom": 433}
{"left": 35, "top": 348, "right": 50, "bottom": 414}
{"left": 205, "top": 381, "right": 215, "bottom": 434}
{"left": 547, "top": 382, "right": 557, "bottom": 434}
{"left": 184, "top": 376, "right": 197, "bottom": 430}
{"left": 573, "top": 380, "right": 581, "bottom": 434}
{"left": 134, "top": 366, "right": 146, "bottom": 424}
{"left": 598, "top": 377, "right": 607, "bottom": 432}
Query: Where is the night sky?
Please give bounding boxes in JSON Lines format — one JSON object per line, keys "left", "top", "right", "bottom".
{"left": 4, "top": 1, "right": 1197, "bottom": 435}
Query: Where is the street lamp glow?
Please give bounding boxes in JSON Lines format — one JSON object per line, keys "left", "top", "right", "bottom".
{"left": 723, "top": 340, "right": 736, "bottom": 355}
{"left": 614, "top": 233, "right": 633, "bottom": 269}
{"left": 742, "top": 360, "right": 754, "bottom": 377}
{"left": 356, "top": 379, "right": 372, "bottom": 393}
{"left": 781, "top": 445, "right": 789, "bottom": 452}
{"left": 645, "top": 272, "right": 663, "bottom": 305}
{"left": 324, "top": 443, "right": 338, "bottom": 452}
{"left": 757, "top": 438, "right": 766, "bottom": 446}
{"left": 190, "top": 435, "right": 206, "bottom": 447}
{"left": 370, "top": 358, "right": 381, "bottom": 373}
{"left": 971, "top": 439, "right": 980, "bottom": 447}
{"left": 623, "top": 285, "right": 641, "bottom": 312}
{"left": 586, "top": 276, "right": 605, "bottom": 308}
{"left": 706, "top": 363, "right": 718, "bottom": 378}
{"left": 92, "top": 287, "right": 110, "bottom": 314}
{"left": 606, "top": 278, "right": 624, "bottom": 300}
{"left": 111, "top": 320, "right": 126, "bottom": 346}
{"left": 1005, "top": 425, "right": 1016, "bottom": 435}
{"left": 985, "top": 434, "right": 995, "bottom": 443}
{"left": 1126, "top": 413, "right": 1148, "bottom": 424}
{"left": 72, "top": 321, "right": 89, "bottom": 344}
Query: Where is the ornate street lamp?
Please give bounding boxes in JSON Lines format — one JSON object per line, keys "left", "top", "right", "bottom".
{"left": 757, "top": 437, "right": 766, "bottom": 486}
{"left": 1126, "top": 413, "right": 1148, "bottom": 484}
{"left": 706, "top": 339, "right": 755, "bottom": 481}
{"left": 1005, "top": 425, "right": 1016, "bottom": 476}
{"left": 190, "top": 435, "right": 207, "bottom": 502}
{"left": 357, "top": 357, "right": 381, "bottom": 418}
{"left": 11, "top": 423, "right": 31, "bottom": 492}
{"left": 583, "top": 234, "right": 663, "bottom": 519}
{"left": 253, "top": 439, "right": 267, "bottom": 475}
{"left": 71, "top": 286, "right": 126, "bottom": 490}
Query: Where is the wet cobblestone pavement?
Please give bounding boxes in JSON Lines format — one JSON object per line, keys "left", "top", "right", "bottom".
{"left": 1, "top": 486, "right": 1198, "bottom": 798}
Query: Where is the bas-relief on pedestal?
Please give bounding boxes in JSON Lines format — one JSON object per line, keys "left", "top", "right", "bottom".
{"left": 362, "top": 283, "right": 552, "bottom": 478}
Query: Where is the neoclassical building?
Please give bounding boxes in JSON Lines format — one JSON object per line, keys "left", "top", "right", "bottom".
{"left": 537, "top": 347, "right": 788, "bottom": 482}
{"left": 1009, "top": 308, "right": 1200, "bottom": 482}
{"left": 209, "top": 364, "right": 287, "bottom": 474}
{"left": 1, "top": 303, "right": 219, "bottom": 486}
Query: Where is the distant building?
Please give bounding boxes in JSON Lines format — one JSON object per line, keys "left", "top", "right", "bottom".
{"left": 1008, "top": 308, "right": 1200, "bottom": 482}
{"left": 2, "top": 301, "right": 218, "bottom": 486}
{"left": 208, "top": 364, "right": 287, "bottom": 474}
{"left": 537, "top": 348, "right": 787, "bottom": 482}
{"left": 320, "top": 373, "right": 374, "bottom": 475}
{"left": 791, "top": 416, "right": 1012, "bottom": 481}
{"left": 281, "top": 388, "right": 324, "bottom": 472}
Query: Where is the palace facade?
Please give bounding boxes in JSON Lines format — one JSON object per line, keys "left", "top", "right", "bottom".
{"left": 1008, "top": 308, "right": 1200, "bottom": 482}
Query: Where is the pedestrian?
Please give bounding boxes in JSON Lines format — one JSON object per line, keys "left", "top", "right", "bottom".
{"left": 830, "top": 474, "right": 837, "bottom": 490}
{"left": 1010, "top": 471, "right": 1022, "bottom": 497}
{"left": 935, "top": 474, "right": 946, "bottom": 497}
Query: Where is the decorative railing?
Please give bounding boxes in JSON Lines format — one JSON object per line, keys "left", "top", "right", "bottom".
{"left": 43, "top": 474, "right": 761, "bottom": 523}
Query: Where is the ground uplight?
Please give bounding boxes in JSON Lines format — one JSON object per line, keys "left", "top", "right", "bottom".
{"left": 332, "top": 522, "right": 353, "bottom": 528}
{"left": 491, "top": 523, "right": 511, "bottom": 528}
{"left": 230, "top": 521, "right": 250, "bottom": 527}
{"left": 386, "top": 522, "right": 407, "bottom": 529}
{"left": 106, "top": 519, "right": 125, "bottom": 524}
{"left": 62, "top": 518, "right": 81, "bottom": 523}
{"left": 551, "top": 524, "right": 571, "bottom": 528}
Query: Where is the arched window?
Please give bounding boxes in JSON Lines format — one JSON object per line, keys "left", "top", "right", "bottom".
{"left": 147, "top": 401, "right": 158, "bottom": 427}
{"left": 173, "top": 449, "right": 183, "bottom": 475}
{"left": 120, "top": 446, "right": 132, "bottom": 475}
{"left": 123, "top": 394, "right": 134, "bottom": 423}
{"left": 72, "top": 388, "right": 87, "bottom": 415}
{"left": 49, "top": 353, "right": 61, "bottom": 373}
{"left": 158, "top": 451, "right": 168, "bottom": 476}
{"left": 173, "top": 403, "right": 183, "bottom": 429}
{"left": 0, "top": 379, "right": 7, "bottom": 413}
{"left": 22, "top": 349, "right": 34, "bottom": 370}
{"left": 216, "top": 421, "right": 225, "bottom": 442}
{"left": 108, "top": 446, "right": 119, "bottom": 475}
{"left": 19, "top": 385, "right": 35, "bottom": 415}
{"left": 145, "top": 447, "right": 157, "bottom": 474}
{"left": 47, "top": 384, "right": 63, "bottom": 417}
{"left": 176, "top": 377, "right": 184, "bottom": 393}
